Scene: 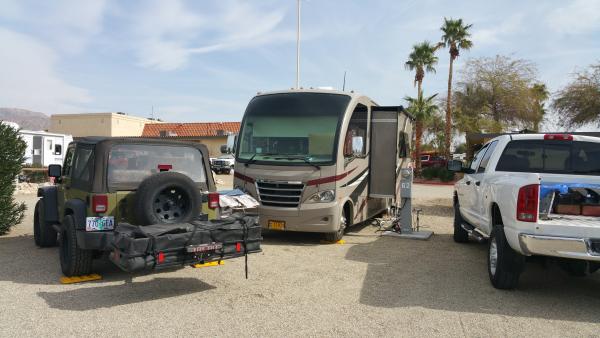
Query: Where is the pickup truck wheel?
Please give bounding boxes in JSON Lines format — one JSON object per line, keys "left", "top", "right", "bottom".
{"left": 324, "top": 208, "right": 349, "bottom": 242}
{"left": 134, "top": 172, "right": 201, "bottom": 225}
{"left": 34, "top": 200, "right": 57, "bottom": 247}
{"left": 453, "top": 202, "right": 469, "bottom": 243}
{"left": 60, "top": 215, "right": 93, "bottom": 277}
{"left": 488, "top": 226, "right": 524, "bottom": 289}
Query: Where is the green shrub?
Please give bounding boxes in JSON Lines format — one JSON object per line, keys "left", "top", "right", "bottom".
{"left": 0, "top": 122, "right": 27, "bottom": 235}
{"left": 420, "top": 166, "right": 455, "bottom": 182}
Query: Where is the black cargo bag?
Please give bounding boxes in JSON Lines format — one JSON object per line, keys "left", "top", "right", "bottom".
{"left": 110, "top": 213, "right": 261, "bottom": 272}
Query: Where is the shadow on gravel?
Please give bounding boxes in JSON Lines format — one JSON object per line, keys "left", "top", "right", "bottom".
{"left": 38, "top": 277, "right": 215, "bottom": 311}
{"left": 346, "top": 233, "right": 600, "bottom": 323}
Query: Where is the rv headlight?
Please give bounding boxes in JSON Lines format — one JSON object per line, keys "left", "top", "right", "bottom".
{"left": 307, "top": 190, "right": 335, "bottom": 203}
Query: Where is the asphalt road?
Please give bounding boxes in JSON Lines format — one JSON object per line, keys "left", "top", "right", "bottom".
{"left": 2, "top": 182, "right": 600, "bottom": 337}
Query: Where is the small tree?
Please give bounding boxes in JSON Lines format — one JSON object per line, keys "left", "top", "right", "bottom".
{"left": 0, "top": 122, "right": 27, "bottom": 235}
{"left": 404, "top": 93, "right": 439, "bottom": 173}
{"left": 552, "top": 63, "right": 600, "bottom": 128}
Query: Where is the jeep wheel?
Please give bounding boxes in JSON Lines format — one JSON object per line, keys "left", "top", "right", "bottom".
{"left": 60, "top": 215, "right": 93, "bottom": 277}
{"left": 488, "top": 225, "right": 524, "bottom": 289}
{"left": 453, "top": 201, "right": 469, "bottom": 243}
{"left": 134, "top": 172, "right": 201, "bottom": 225}
{"left": 34, "top": 200, "right": 57, "bottom": 247}
{"left": 324, "top": 207, "right": 349, "bottom": 242}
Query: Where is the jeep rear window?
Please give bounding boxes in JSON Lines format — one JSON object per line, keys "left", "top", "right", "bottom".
{"left": 496, "top": 140, "right": 600, "bottom": 175}
{"left": 107, "top": 144, "right": 206, "bottom": 187}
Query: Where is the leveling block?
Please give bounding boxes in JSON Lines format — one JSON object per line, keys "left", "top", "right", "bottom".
{"left": 192, "top": 261, "right": 225, "bottom": 268}
{"left": 59, "top": 274, "right": 102, "bottom": 284}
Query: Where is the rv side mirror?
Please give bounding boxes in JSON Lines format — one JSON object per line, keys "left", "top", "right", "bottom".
{"left": 220, "top": 145, "right": 229, "bottom": 154}
{"left": 351, "top": 136, "right": 364, "bottom": 156}
{"left": 48, "top": 164, "right": 62, "bottom": 178}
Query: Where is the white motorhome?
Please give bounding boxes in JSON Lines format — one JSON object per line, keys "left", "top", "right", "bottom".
{"left": 19, "top": 129, "right": 73, "bottom": 167}
{"left": 233, "top": 89, "right": 413, "bottom": 241}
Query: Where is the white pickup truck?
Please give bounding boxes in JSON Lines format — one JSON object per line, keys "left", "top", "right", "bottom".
{"left": 448, "top": 133, "right": 600, "bottom": 289}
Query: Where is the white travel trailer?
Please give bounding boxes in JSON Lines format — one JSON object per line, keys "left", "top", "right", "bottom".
{"left": 233, "top": 89, "right": 413, "bottom": 241}
{"left": 19, "top": 129, "right": 73, "bottom": 167}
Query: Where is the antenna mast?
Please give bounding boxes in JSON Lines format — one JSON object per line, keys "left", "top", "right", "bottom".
{"left": 295, "top": 0, "right": 301, "bottom": 89}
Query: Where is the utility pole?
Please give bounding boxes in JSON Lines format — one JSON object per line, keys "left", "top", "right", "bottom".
{"left": 295, "top": 0, "right": 301, "bottom": 89}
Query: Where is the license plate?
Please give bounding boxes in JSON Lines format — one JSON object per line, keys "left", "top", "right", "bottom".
{"left": 268, "top": 220, "right": 285, "bottom": 230}
{"left": 186, "top": 242, "right": 223, "bottom": 253}
{"left": 85, "top": 216, "right": 115, "bottom": 231}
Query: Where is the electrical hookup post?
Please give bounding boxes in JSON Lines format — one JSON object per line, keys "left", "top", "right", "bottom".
{"left": 383, "top": 167, "right": 433, "bottom": 240}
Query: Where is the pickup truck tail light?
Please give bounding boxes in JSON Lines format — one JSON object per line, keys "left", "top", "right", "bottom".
{"left": 544, "top": 134, "right": 573, "bottom": 141}
{"left": 92, "top": 194, "right": 108, "bottom": 213}
{"left": 517, "top": 184, "right": 539, "bottom": 222}
{"left": 208, "top": 192, "right": 220, "bottom": 209}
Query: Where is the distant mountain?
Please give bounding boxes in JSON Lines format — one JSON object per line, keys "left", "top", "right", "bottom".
{"left": 0, "top": 108, "right": 50, "bottom": 131}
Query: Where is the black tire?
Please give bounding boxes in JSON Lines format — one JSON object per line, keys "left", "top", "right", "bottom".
{"left": 453, "top": 200, "right": 469, "bottom": 243}
{"left": 324, "top": 207, "right": 349, "bottom": 242}
{"left": 34, "top": 200, "right": 57, "bottom": 247}
{"left": 60, "top": 215, "right": 93, "bottom": 277}
{"left": 133, "top": 172, "right": 201, "bottom": 225}
{"left": 488, "top": 225, "right": 524, "bottom": 289}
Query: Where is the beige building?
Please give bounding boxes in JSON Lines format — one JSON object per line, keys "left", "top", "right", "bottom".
{"left": 50, "top": 113, "right": 158, "bottom": 137}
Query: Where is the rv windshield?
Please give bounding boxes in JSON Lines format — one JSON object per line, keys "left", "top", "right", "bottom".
{"left": 237, "top": 92, "right": 351, "bottom": 165}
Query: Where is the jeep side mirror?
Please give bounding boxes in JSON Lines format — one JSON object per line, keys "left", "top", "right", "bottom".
{"left": 220, "top": 145, "right": 229, "bottom": 154}
{"left": 48, "top": 164, "right": 62, "bottom": 178}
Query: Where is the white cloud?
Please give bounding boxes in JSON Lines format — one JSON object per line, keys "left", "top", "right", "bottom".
{"left": 0, "top": 0, "right": 107, "bottom": 53}
{"left": 132, "top": 0, "right": 293, "bottom": 71}
{"left": 546, "top": 0, "right": 600, "bottom": 34}
{"left": 471, "top": 14, "right": 524, "bottom": 45}
{"left": 0, "top": 28, "right": 91, "bottom": 113}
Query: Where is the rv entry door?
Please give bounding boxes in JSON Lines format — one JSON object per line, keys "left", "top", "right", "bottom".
{"left": 369, "top": 106, "right": 402, "bottom": 198}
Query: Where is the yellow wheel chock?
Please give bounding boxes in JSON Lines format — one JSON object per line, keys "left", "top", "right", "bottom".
{"left": 59, "top": 274, "right": 102, "bottom": 284}
{"left": 192, "top": 261, "right": 224, "bottom": 268}
{"left": 319, "top": 239, "right": 346, "bottom": 245}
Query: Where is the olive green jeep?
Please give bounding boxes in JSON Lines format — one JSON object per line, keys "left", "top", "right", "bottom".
{"left": 34, "top": 137, "right": 260, "bottom": 277}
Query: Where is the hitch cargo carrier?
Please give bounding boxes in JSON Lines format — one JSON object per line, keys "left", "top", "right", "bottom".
{"left": 109, "top": 214, "right": 261, "bottom": 272}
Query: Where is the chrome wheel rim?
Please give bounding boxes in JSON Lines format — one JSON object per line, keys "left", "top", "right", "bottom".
{"left": 489, "top": 237, "right": 498, "bottom": 276}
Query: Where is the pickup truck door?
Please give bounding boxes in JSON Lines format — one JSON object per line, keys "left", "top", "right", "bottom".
{"left": 458, "top": 143, "right": 489, "bottom": 226}
{"left": 471, "top": 141, "right": 499, "bottom": 232}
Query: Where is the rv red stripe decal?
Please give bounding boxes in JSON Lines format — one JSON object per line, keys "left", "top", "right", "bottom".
{"left": 234, "top": 172, "right": 255, "bottom": 183}
{"left": 307, "top": 168, "right": 357, "bottom": 186}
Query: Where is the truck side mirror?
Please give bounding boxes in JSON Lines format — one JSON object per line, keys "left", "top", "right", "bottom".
{"left": 447, "top": 160, "right": 474, "bottom": 174}
{"left": 48, "top": 164, "right": 62, "bottom": 178}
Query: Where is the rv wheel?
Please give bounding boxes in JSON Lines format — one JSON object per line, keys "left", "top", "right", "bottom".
{"left": 324, "top": 208, "right": 349, "bottom": 242}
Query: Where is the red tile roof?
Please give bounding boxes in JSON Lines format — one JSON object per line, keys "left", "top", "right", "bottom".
{"left": 142, "top": 122, "right": 240, "bottom": 137}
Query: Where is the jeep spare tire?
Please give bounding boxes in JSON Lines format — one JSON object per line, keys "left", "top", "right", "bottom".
{"left": 134, "top": 172, "right": 201, "bottom": 225}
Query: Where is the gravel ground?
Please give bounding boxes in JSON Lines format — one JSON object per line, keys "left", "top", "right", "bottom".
{"left": 2, "top": 182, "right": 600, "bottom": 337}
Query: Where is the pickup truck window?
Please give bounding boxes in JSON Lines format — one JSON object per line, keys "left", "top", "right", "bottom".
{"left": 496, "top": 140, "right": 600, "bottom": 175}
{"left": 477, "top": 141, "right": 498, "bottom": 173}
{"left": 470, "top": 144, "right": 489, "bottom": 171}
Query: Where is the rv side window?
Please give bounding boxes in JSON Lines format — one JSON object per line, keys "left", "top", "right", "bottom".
{"left": 54, "top": 144, "right": 62, "bottom": 155}
{"left": 344, "top": 104, "right": 368, "bottom": 158}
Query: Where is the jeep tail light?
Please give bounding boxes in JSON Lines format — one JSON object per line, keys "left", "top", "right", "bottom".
{"left": 544, "top": 134, "right": 573, "bottom": 141}
{"left": 92, "top": 194, "right": 108, "bottom": 213}
{"left": 517, "top": 184, "right": 539, "bottom": 222}
{"left": 208, "top": 192, "right": 220, "bottom": 209}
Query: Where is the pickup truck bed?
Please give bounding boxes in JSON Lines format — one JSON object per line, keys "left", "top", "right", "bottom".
{"left": 109, "top": 214, "right": 261, "bottom": 272}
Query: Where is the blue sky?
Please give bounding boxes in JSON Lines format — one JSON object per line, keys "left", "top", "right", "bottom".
{"left": 1, "top": 0, "right": 599, "bottom": 124}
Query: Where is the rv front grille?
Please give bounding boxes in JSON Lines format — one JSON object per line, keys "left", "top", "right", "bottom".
{"left": 257, "top": 181, "right": 304, "bottom": 207}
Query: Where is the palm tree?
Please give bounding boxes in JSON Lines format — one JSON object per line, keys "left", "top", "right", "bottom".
{"left": 405, "top": 92, "right": 439, "bottom": 172}
{"left": 405, "top": 41, "right": 439, "bottom": 97}
{"left": 530, "top": 83, "right": 549, "bottom": 131}
{"left": 439, "top": 18, "right": 472, "bottom": 159}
